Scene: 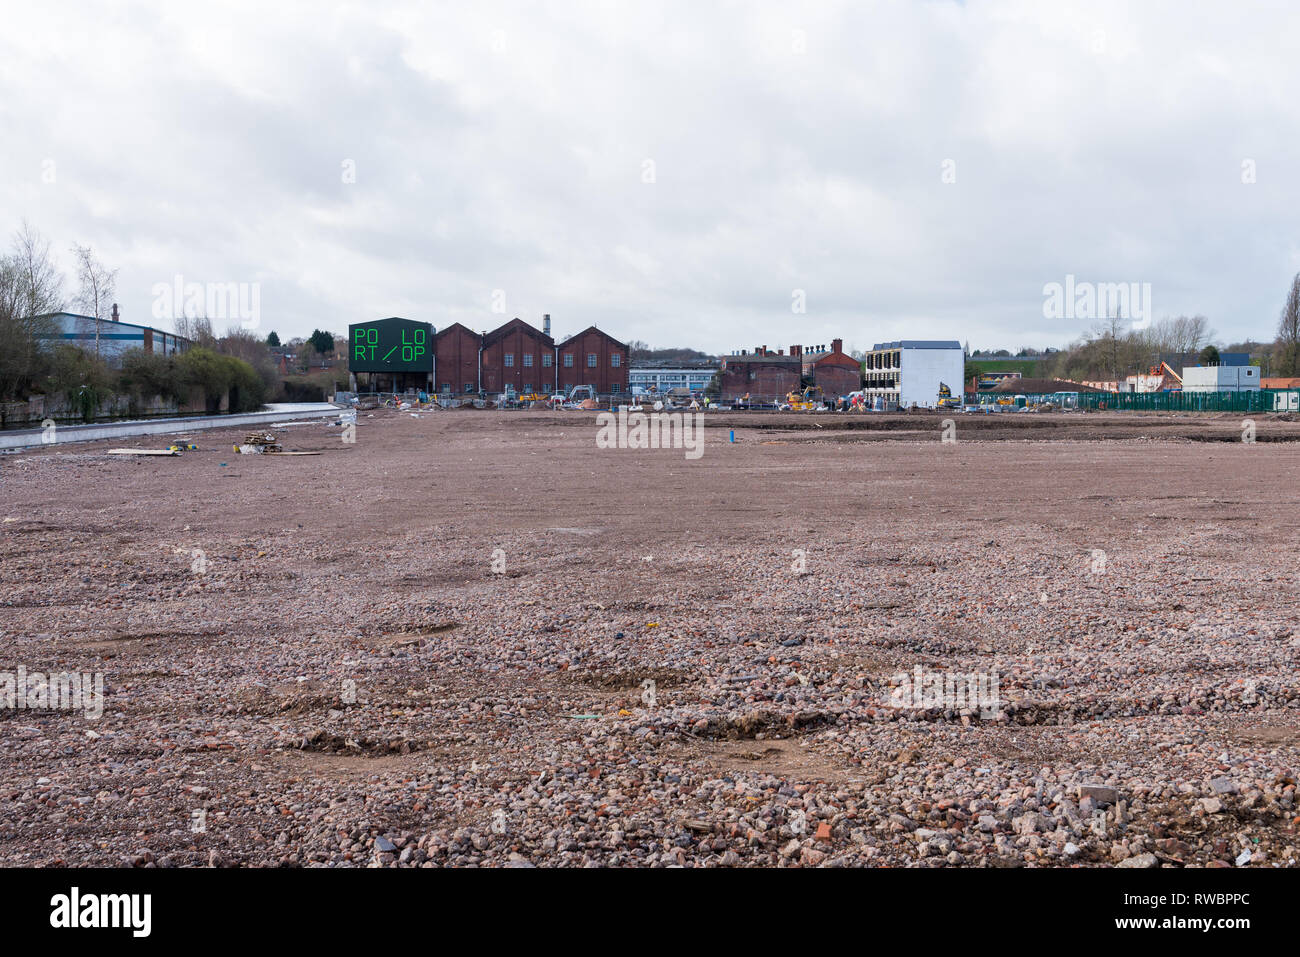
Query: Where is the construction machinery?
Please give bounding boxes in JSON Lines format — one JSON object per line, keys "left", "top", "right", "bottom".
{"left": 936, "top": 382, "right": 961, "bottom": 409}
{"left": 785, "top": 385, "right": 824, "bottom": 411}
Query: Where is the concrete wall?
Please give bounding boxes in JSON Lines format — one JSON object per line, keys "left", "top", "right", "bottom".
{"left": 898, "top": 347, "right": 965, "bottom": 408}
{"left": 0, "top": 404, "right": 339, "bottom": 450}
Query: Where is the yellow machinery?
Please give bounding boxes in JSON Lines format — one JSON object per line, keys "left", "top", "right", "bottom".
{"left": 936, "top": 382, "right": 961, "bottom": 409}
{"left": 785, "top": 386, "right": 823, "bottom": 410}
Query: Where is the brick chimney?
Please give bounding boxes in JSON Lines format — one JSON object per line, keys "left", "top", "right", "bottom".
{"left": 832, "top": 337, "right": 843, "bottom": 354}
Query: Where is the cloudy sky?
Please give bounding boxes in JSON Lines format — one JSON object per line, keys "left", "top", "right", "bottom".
{"left": 4, "top": 1, "right": 1299, "bottom": 353}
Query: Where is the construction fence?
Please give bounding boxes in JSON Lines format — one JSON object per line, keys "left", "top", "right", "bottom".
{"left": 971, "top": 389, "right": 1300, "bottom": 413}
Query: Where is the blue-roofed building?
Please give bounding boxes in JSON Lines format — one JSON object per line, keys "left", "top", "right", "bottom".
{"left": 32, "top": 307, "right": 192, "bottom": 367}
{"left": 863, "top": 339, "right": 964, "bottom": 408}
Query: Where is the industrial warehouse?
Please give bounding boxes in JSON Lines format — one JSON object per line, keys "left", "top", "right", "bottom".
{"left": 347, "top": 314, "right": 629, "bottom": 401}
{"left": 339, "top": 319, "right": 1297, "bottom": 416}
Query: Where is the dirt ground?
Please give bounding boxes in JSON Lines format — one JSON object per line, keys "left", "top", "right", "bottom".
{"left": 1, "top": 408, "right": 1297, "bottom": 867}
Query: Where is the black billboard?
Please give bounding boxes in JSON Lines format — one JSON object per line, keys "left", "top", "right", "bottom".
{"left": 348, "top": 317, "right": 434, "bottom": 373}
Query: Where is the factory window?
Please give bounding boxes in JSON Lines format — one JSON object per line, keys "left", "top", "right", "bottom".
{"left": 588, "top": 353, "right": 597, "bottom": 367}
{"left": 523, "top": 383, "right": 532, "bottom": 393}
{"left": 564, "top": 353, "right": 574, "bottom": 367}
{"left": 611, "top": 353, "right": 621, "bottom": 367}
{"left": 504, "top": 353, "right": 514, "bottom": 367}
{"left": 523, "top": 354, "right": 533, "bottom": 367}
{"left": 542, "top": 354, "right": 553, "bottom": 367}
{"left": 464, "top": 382, "right": 474, "bottom": 394}
{"left": 611, "top": 382, "right": 622, "bottom": 393}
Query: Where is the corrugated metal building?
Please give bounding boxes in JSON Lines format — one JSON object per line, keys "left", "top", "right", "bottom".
{"left": 33, "top": 308, "right": 192, "bottom": 367}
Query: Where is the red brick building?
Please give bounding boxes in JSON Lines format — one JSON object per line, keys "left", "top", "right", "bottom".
{"left": 480, "top": 317, "right": 555, "bottom": 395}
{"left": 434, "top": 322, "right": 483, "bottom": 395}
{"left": 429, "top": 316, "right": 630, "bottom": 397}
{"left": 808, "top": 339, "right": 862, "bottom": 397}
{"left": 556, "top": 326, "right": 629, "bottom": 395}
{"left": 718, "top": 347, "right": 801, "bottom": 402}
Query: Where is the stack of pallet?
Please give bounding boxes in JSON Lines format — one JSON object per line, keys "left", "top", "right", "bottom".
{"left": 235, "top": 432, "right": 282, "bottom": 454}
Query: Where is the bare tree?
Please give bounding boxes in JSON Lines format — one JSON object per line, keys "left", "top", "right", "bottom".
{"left": 12, "top": 221, "right": 63, "bottom": 317}
{"left": 1276, "top": 273, "right": 1300, "bottom": 377}
{"left": 69, "top": 243, "right": 118, "bottom": 359}
{"left": 1091, "top": 308, "right": 1129, "bottom": 382}
{"left": 1183, "top": 315, "right": 1214, "bottom": 354}
{"left": 0, "top": 224, "right": 65, "bottom": 406}
{"left": 174, "top": 315, "right": 215, "bottom": 347}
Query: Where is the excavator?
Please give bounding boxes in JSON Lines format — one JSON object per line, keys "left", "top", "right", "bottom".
{"left": 785, "top": 385, "right": 824, "bottom": 411}
{"left": 936, "top": 382, "right": 961, "bottom": 409}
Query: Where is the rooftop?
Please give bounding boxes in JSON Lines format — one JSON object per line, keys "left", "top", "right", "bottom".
{"left": 870, "top": 340, "right": 962, "bottom": 351}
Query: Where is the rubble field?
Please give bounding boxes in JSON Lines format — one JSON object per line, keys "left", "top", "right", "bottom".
{"left": 1, "top": 409, "right": 1297, "bottom": 867}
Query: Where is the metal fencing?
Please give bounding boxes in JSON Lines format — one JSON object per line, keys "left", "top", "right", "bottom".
{"left": 970, "top": 389, "right": 1300, "bottom": 413}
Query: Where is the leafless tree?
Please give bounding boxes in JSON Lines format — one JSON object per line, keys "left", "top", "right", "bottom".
{"left": 1276, "top": 273, "right": 1300, "bottom": 377}
{"left": 0, "top": 223, "right": 64, "bottom": 405}
{"left": 1091, "top": 309, "right": 1129, "bottom": 382}
{"left": 174, "top": 314, "right": 215, "bottom": 346}
{"left": 11, "top": 221, "right": 63, "bottom": 317}
{"left": 69, "top": 243, "right": 118, "bottom": 359}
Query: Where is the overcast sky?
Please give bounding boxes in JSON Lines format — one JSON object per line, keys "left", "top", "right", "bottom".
{"left": 4, "top": 1, "right": 1299, "bottom": 353}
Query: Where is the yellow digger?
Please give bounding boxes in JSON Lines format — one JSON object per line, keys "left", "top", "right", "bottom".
{"left": 785, "top": 386, "right": 824, "bottom": 411}
{"left": 936, "top": 382, "right": 961, "bottom": 409}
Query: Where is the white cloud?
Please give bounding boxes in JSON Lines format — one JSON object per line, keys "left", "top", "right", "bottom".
{"left": 3, "top": 0, "right": 1299, "bottom": 350}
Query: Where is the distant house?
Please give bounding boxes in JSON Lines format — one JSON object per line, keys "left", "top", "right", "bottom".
{"left": 31, "top": 307, "right": 191, "bottom": 368}
{"left": 804, "top": 339, "right": 861, "bottom": 397}
{"left": 718, "top": 346, "right": 801, "bottom": 402}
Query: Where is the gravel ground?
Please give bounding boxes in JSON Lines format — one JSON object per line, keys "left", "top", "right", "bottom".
{"left": 1, "top": 408, "right": 1297, "bottom": 868}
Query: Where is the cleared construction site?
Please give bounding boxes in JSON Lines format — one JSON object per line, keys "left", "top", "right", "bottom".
{"left": 1, "top": 409, "right": 1297, "bottom": 868}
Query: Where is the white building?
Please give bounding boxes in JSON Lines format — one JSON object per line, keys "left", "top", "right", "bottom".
{"left": 1181, "top": 365, "right": 1260, "bottom": 393}
{"left": 627, "top": 366, "right": 717, "bottom": 395}
{"left": 862, "top": 340, "right": 964, "bottom": 408}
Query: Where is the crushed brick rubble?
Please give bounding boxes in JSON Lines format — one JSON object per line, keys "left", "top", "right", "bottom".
{"left": 1, "top": 410, "right": 1297, "bottom": 867}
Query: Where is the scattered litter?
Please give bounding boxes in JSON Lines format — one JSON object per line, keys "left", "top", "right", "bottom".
{"left": 564, "top": 714, "right": 601, "bottom": 720}
{"left": 235, "top": 432, "right": 282, "bottom": 454}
